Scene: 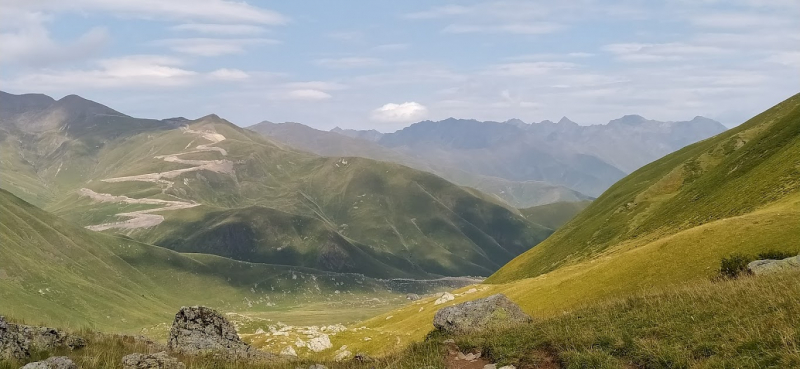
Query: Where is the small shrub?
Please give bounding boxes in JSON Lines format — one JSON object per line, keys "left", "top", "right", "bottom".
{"left": 756, "top": 250, "right": 797, "bottom": 260}
{"left": 719, "top": 253, "right": 753, "bottom": 279}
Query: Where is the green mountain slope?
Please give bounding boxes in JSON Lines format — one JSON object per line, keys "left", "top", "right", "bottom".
{"left": 248, "top": 121, "right": 590, "bottom": 208}
{"left": 519, "top": 200, "right": 591, "bottom": 230}
{"left": 1, "top": 92, "right": 551, "bottom": 279}
{"left": 489, "top": 92, "right": 800, "bottom": 283}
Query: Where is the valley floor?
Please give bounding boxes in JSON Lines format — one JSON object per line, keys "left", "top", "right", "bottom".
{"left": 4, "top": 270, "right": 798, "bottom": 368}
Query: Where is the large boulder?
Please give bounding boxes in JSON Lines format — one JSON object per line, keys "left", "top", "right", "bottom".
{"left": 0, "top": 316, "right": 29, "bottom": 360}
{"left": 0, "top": 316, "right": 85, "bottom": 360}
{"left": 433, "top": 294, "right": 532, "bottom": 334}
{"left": 20, "top": 356, "right": 77, "bottom": 369}
{"left": 167, "top": 306, "right": 272, "bottom": 361}
{"left": 122, "top": 351, "right": 185, "bottom": 369}
{"left": 748, "top": 255, "right": 800, "bottom": 275}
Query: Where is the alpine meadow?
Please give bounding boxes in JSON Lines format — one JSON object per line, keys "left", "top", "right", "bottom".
{"left": 1, "top": 2, "right": 798, "bottom": 369}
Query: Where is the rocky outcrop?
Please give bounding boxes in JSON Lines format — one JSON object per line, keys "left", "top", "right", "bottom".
{"left": 406, "top": 293, "right": 420, "bottom": 301}
{"left": 167, "top": 306, "right": 272, "bottom": 361}
{"left": 20, "top": 356, "right": 77, "bottom": 369}
{"left": 434, "top": 292, "right": 455, "bottom": 305}
{"left": 0, "top": 316, "right": 85, "bottom": 360}
{"left": 122, "top": 351, "right": 185, "bottom": 369}
{"left": 748, "top": 255, "right": 800, "bottom": 275}
{"left": 433, "top": 294, "right": 532, "bottom": 334}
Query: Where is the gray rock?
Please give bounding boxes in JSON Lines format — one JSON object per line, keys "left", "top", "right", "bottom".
{"left": 20, "top": 356, "right": 76, "bottom": 369}
{"left": 748, "top": 255, "right": 800, "bottom": 275}
{"left": 0, "top": 316, "right": 29, "bottom": 360}
{"left": 167, "top": 306, "right": 273, "bottom": 361}
{"left": 433, "top": 294, "right": 532, "bottom": 334}
{"left": 122, "top": 351, "right": 186, "bottom": 369}
{"left": 309, "top": 365, "right": 328, "bottom": 369}
{"left": 406, "top": 293, "right": 421, "bottom": 301}
{"left": 0, "top": 316, "right": 85, "bottom": 360}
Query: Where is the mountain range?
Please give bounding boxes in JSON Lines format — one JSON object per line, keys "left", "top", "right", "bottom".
{"left": 0, "top": 91, "right": 572, "bottom": 280}
{"left": 250, "top": 114, "right": 726, "bottom": 206}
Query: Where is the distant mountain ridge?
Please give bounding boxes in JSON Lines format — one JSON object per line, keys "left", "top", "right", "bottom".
{"left": 0, "top": 91, "right": 565, "bottom": 280}
{"left": 249, "top": 120, "right": 590, "bottom": 208}
{"left": 323, "top": 115, "right": 727, "bottom": 196}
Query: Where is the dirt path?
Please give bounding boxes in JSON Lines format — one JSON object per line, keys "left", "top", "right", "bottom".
{"left": 80, "top": 127, "right": 231, "bottom": 231}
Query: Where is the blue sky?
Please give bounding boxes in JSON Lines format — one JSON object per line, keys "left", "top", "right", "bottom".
{"left": 1, "top": 1, "right": 798, "bottom": 130}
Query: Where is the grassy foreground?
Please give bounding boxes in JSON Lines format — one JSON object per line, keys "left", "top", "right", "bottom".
{"left": 4, "top": 271, "right": 799, "bottom": 368}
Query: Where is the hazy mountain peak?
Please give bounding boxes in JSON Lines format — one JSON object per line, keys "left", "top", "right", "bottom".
{"left": 558, "top": 116, "right": 578, "bottom": 125}
{"left": 608, "top": 114, "right": 648, "bottom": 126}
{"left": 505, "top": 118, "right": 528, "bottom": 127}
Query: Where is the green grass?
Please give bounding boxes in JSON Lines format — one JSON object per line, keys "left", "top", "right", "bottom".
{"left": 449, "top": 271, "right": 800, "bottom": 368}
{"left": 490, "top": 92, "right": 800, "bottom": 283}
{"left": 4, "top": 270, "right": 799, "bottom": 369}
{"left": 519, "top": 200, "right": 591, "bottom": 230}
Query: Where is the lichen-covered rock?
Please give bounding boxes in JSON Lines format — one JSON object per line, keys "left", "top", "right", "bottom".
{"left": 20, "top": 356, "right": 76, "bottom": 369}
{"left": 167, "top": 306, "right": 273, "bottom": 361}
{"left": 122, "top": 351, "right": 186, "bottom": 369}
{"left": 307, "top": 334, "right": 332, "bottom": 352}
{"left": 0, "top": 316, "right": 29, "bottom": 360}
{"left": 433, "top": 294, "right": 532, "bottom": 334}
{"left": 0, "top": 316, "right": 85, "bottom": 360}
{"left": 406, "top": 293, "right": 421, "bottom": 301}
{"left": 748, "top": 255, "right": 800, "bottom": 275}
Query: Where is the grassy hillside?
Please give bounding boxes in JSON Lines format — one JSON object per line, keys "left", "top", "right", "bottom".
{"left": 519, "top": 200, "right": 591, "bottom": 230}
{"left": 0, "top": 188, "right": 445, "bottom": 334}
{"left": 333, "top": 93, "right": 800, "bottom": 354}
{"left": 490, "top": 92, "right": 800, "bottom": 283}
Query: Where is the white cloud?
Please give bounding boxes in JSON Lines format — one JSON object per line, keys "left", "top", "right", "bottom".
{"left": 443, "top": 23, "right": 561, "bottom": 35}
{"left": 766, "top": 51, "right": 800, "bottom": 68}
{"left": 208, "top": 68, "right": 249, "bottom": 80}
{"left": 371, "top": 102, "right": 428, "bottom": 123}
{"left": 0, "top": 11, "right": 109, "bottom": 66}
{"left": 153, "top": 38, "right": 279, "bottom": 56}
{"left": 5, "top": 55, "right": 197, "bottom": 90}
{"left": 171, "top": 23, "right": 267, "bottom": 35}
{"left": 403, "top": 5, "right": 471, "bottom": 19}
{"left": 326, "top": 31, "right": 364, "bottom": 42}
{"left": 484, "top": 62, "right": 576, "bottom": 77}
{"left": 690, "top": 13, "right": 788, "bottom": 29}
{"left": 6, "top": 0, "right": 288, "bottom": 24}
{"left": 315, "top": 57, "right": 382, "bottom": 69}
{"left": 285, "top": 89, "right": 333, "bottom": 101}
{"left": 603, "top": 42, "right": 728, "bottom": 62}
{"left": 282, "top": 81, "right": 348, "bottom": 91}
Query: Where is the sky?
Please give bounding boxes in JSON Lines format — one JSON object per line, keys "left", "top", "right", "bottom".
{"left": 1, "top": 1, "right": 798, "bottom": 131}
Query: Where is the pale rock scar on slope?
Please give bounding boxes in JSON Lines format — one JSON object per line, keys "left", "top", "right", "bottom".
{"left": 79, "top": 127, "right": 233, "bottom": 231}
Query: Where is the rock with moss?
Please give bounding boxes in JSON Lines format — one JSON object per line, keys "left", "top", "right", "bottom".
{"left": 168, "top": 306, "right": 274, "bottom": 361}
{"left": 433, "top": 294, "right": 531, "bottom": 334}
{"left": 748, "top": 255, "right": 800, "bottom": 275}
{"left": 122, "top": 351, "right": 186, "bottom": 369}
{"left": 20, "top": 356, "right": 77, "bottom": 369}
{"left": 0, "top": 316, "right": 85, "bottom": 360}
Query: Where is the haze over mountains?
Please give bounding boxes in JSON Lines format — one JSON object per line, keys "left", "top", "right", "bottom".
{"left": 250, "top": 114, "right": 727, "bottom": 204}
{"left": 0, "top": 91, "right": 567, "bottom": 281}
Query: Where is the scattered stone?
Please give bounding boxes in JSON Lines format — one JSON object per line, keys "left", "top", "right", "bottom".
{"left": 280, "top": 346, "right": 297, "bottom": 357}
{"left": 307, "top": 334, "right": 332, "bottom": 352}
{"left": 309, "top": 365, "right": 328, "bottom": 369}
{"left": 354, "top": 352, "right": 373, "bottom": 363}
{"left": 167, "top": 306, "right": 273, "bottom": 361}
{"left": 499, "top": 366, "right": 516, "bottom": 369}
{"left": 334, "top": 349, "right": 352, "bottom": 361}
{"left": 122, "top": 351, "right": 185, "bottom": 369}
{"left": 20, "top": 356, "right": 76, "bottom": 369}
{"left": 483, "top": 365, "right": 497, "bottom": 369}
{"left": 406, "top": 293, "right": 421, "bottom": 301}
{"left": 748, "top": 255, "right": 800, "bottom": 275}
{"left": 433, "top": 294, "right": 532, "bottom": 334}
{"left": 0, "top": 316, "right": 85, "bottom": 360}
{"left": 434, "top": 292, "right": 455, "bottom": 305}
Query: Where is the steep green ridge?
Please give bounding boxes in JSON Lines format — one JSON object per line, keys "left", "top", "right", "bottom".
{"left": 518, "top": 200, "right": 591, "bottom": 230}
{"left": 1, "top": 92, "right": 550, "bottom": 279}
{"left": 489, "top": 92, "right": 800, "bottom": 283}
{"left": 0, "top": 188, "right": 473, "bottom": 334}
